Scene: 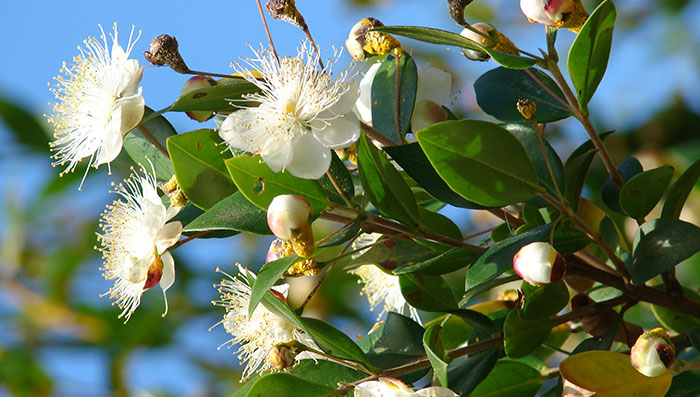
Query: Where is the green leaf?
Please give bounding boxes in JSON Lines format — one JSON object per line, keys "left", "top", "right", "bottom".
{"left": 567, "top": 0, "right": 616, "bottom": 108}
{"left": 394, "top": 245, "right": 481, "bottom": 275}
{"left": 504, "top": 310, "right": 553, "bottom": 358}
{"left": 0, "top": 95, "right": 51, "bottom": 152}
{"left": 371, "top": 54, "right": 418, "bottom": 143}
{"left": 630, "top": 218, "right": 700, "bottom": 284}
{"left": 474, "top": 67, "right": 571, "bottom": 123}
{"left": 182, "top": 191, "right": 270, "bottom": 235}
{"left": 601, "top": 157, "right": 643, "bottom": 214}
{"left": 375, "top": 26, "right": 536, "bottom": 69}
{"left": 399, "top": 273, "right": 458, "bottom": 311}
{"left": 423, "top": 324, "right": 449, "bottom": 387}
{"left": 299, "top": 317, "right": 369, "bottom": 365}
{"left": 424, "top": 315, "right": 473, "bottom": 350}
{"left": 167, "top": 129, "right": 237, "bottom": 209}
{"left": 650, "top": 286, "right": 700, "bottom": 333}
{"left": 286, "top": 359, "right": 366, "bottom": 389}
{"left": 170, "top": 77, "right": 258, "bottom": 112}
{"left": 417, "top": 207, "right": 463, "bottom": 241}
{"left": 471, "top": 360, "right": 542, "bottom": 397}
{"left": 447, "top": 348, "right": 500, "bottom": 396}
{"left": 320, "top": 221, "right": 362, "bottom": 248}
{"left": 244, "top": 373, "right": 335, "bottom": 396}
{"left": 319, "top": 151, "right": 354, "bottom": 205}
{"left": 384, "top": 142, "right": 488, "bottom": 209}
{"left": 248, "top": 255, "right": 299, "bottom": 316}
{"left": 448, "top": 308, "right": 497, "bottom": 334}
{"left": 662, "top": 158, "right": 700, "bottom": 219}
{"left": 350, "top": 237, "right": 436, "bottom": 270}
{"left": 122, "top": 107, "right": 176, "bottom": 180}
{"left": 416, "top": 120, "right": 541, "bottom": 207}
{"left": 619, "top": 165, "right": 674, "bottom": 221}
{"left": 357, "top": 132, "right": 419, "bottom": 227}
{"left": 563, "top": 132, "right": 613, "bottom": 211}
{"left": 225, "top": 155, "right": 329, "bottom": 213}
{"left": 666, "top": 371, "right": 700, "bottom": 397}
{"left": 559, "top": 351, "right": 672, "bottom": 397}
{"left": 520, "top": 280, "right": 569, "bottom": 320}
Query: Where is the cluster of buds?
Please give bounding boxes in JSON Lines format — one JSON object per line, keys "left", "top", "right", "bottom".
{"left": 266, "top": 239, "right": 320, "bottom": 277}
{"left": 512, "top": 242, "right": 565, "bottom": 286}
{"left": 630, "top": 328, "right": 676, "bottom": 377}
{"left": 345, "top": 18, "right": 402, "bottom": 61}
{"left": 180, "top": 76, "right": 216, "bottom": 122}
{"left": 520, "top": 0, "right": 589, "bottom": 33}
{"left": 159, "top": 175, "right": 187, "bottom": 208}
{"left": 459, "top": 23, "right": 517, "bottom": 61}
{"left": 267, "top": 195, "right": 315, "bottom": 258}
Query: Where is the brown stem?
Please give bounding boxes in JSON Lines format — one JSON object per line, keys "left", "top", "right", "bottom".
{"left": 325, "top": 170, "right": 354, "bottom": 207}
{"left": 532, "top": 119, "right": 564, "bottom": 201}
{"left": 187, "top": 69, "right": 233, "bottom": 79}
{"left": 554, "top": 295, "right": 631, "bottom": 325}
{"left": 168, "top": 230, "right": 211, "bottom": 251}
{"left": 360, "top": 122, "right": 395, "bottom": 147}
{"left": 524, "top": 68, "right": 570, "bottom": 109}
{"left": 256, "top": 0, "right": 279, "bottom": 63}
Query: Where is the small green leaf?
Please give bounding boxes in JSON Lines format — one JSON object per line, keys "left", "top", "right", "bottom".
{"left": 394, "top": 245, "right": 481, "bottom": 275}
{"left": 399, "top": 273, "right": 458, "bottom": 311}
{"left": 662, "top": 158, "right": 700, "bottom": 219}
{"left": 630, "top": 218, "right": 700, "bottom": 285}
{"left": 371, "top": 54, "right": 418, "bottom": 143}
{"left": 122, "top": 107, "right": 176, "bottom": 180}
{"left": 651, "top": 286, "right": 700, "bottom": 333}
{"left": 447, "top": 348, "right": 500, "bottom": 396}
{"left": 504, "top": 310, "right": 553, "bottom": 358}
{"left": 424, "top": 315, "right": 473, "bottom": 350}
{"left": 416, "top": 120, "right": 541, "bottom": 207}
{"left": 319, "top": 221, "right": 361, "bottom": 248}
{"left": 601, "top": 157, "right": 643, "bottom": 214}
{"left": 299, "top": 317, "right": 369, "bottom": 365}
{"left": 417, "top": 207, "right": 463, "bottom": 241}
{"left": 248, "top": 255, "right": 299, "bottom": 316}
{"left": 567, "top": 0, "right": 616, "bottom": 108}
{"left": 470, "top": 360, "right": 542, "bottom": 397}
{"left": 666, "top": 371, "right": 700, "bottom": 397}
{"left": 285, "top": 360, "right": 366, "bottom": 389}
{"left": 520, "top": 281, "right": 570, "bottom": 320}
{"left": 357, "top": 132, "right": 419, "bottom": 227}
{"left": 244, "top": 373, "right": 335, "bottom": 397}
{"left": 619, "top": 165, "right": 674, "bottom": 221}
{"left": 474, "top": 68, "right": 571, "bottom": 123}
{"left": 225, "top": 155, "right": 329, "bottom": 213}
{"left": 167, "top": 129, "right": 237, "bottom": 209}
{"left": 0, "top": 95, "right": 51, "bottom": 152}
{"left": 350, "top": 237, "right": 436, "bottom": 270}
{"left": 384, "top": 142, "right": 488, "bottom": 209}
{"left": 423, "top": 324, "right": 449, "bottom": 387}
{"left": 563, "top": 132, "right": 613, "bottom": 211}
{"left": 448, "top": 308, "right": 497, "bottom": 333}
{"left": 182, "top": 191, "right": 270, "bottom": 235}
{"left": 375, "top": 26, "right": 536, "bottom": 69}
{"left": 170, "top": 77, "right": 259, "bottom": 112}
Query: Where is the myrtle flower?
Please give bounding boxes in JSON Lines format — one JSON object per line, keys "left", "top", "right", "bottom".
{"left": 349, "top": 233, "right": 421, "bottom": 323}
{"left": 97, "top": 163, "right": 182, "bottom": 322}
{"left": 354, "top": 377, "right": 457, "bottom": 397}
{"left": 355, "top": 62, "right": 451, "bottom": 133}
{"left": 212, "top": 265, "right": 308, "bottom": 380}
{"left": 219, "top": 41, "right": 360, "bottom": 180}
{"left": 47, "top": 24, "right": 145, "bottom": 187}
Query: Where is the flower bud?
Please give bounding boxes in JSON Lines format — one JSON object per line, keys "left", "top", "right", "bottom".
{"left": 266, "top": 0, "right": 307, "bottom": 30}
{"left": 630, "top": 328, "right": 676, "bottom": 377}
{"left": 143, "top": 34, "right": 190, "bottom": 73}
{"left": 447, "top": 0, "right": 474, "bottom": 27}
{"left": 266, "top": 238, "right": 320, "bottom": 277}
{"left": 268, "top": 340, "right": 300, "bottom": 370}
{"left": 180, "top": 76, "right": 216, "bottom": 122}
{"left": 267, "top": 195, "right": 315, "bottom": 257}
{"left": 345, "top": 18, "right": 402, "bottom": 61}
{"left": 459, "top": 23, "right": 517, "bottom": 61}
{"left": 520, "top": 0, "right": 589, "bottom": 33}
{"left": 513, "top": 242, "right": 565, "bottom": 286}
{"left": 516, "top": 98, "right": 537, "bottom": 120}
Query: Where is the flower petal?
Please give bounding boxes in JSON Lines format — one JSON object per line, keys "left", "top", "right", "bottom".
{"left": 159, "top": 251, "right": 176, "bottom": 293}
{"left": 96, "top": 108, "right": 125, "bottom": 165}
{"left": 354, "top": 62, "right": 381, "bottom": 123}
{"left": 261, "top": 135, "right": 294, "bottom": 173}
{"left": 285, "top": 133, "right": 331, "bottom": 179}
{"left": 331, "top": 80, "right": 360, "bottom": 116}
{"left": 117, "top": 91, "right": 146, "bottom": 134}
{"left": 155, "top": 221, "right": 183, "bottom": 254}
{"left": 219, "top": 109, "right": 258, "bottom": 152}
{"left": 416, "top": 66, "right": 452, "bottom": 105}
{"left": 411, "top": 99, "right": 447, "bottom": 132}
{"left": 311, "top": 111, "right": 360, "bottom": 149}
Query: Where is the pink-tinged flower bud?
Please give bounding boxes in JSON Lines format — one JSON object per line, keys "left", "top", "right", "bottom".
{"left": 459, "top": 23, "right": 518, "bottom": 61}
{"left": 180, "top": 76, "right": 216, "bottom": 122}
{"left": 520, "top": 0, "right": 588, "bottom": 32}
{"left": 513, "top": 242, "right": 565, "bottom": 286}
{"left": 267, "top": 195, "right": 312, "bottom": 241}
{"left": 630, "top": 328, "right": 676, "bottom": 377}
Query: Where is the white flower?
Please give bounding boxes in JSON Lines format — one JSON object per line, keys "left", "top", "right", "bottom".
{"left": 354, "top": 62, "right": 451, "bottom": 133}
{"left": 354, "top": 377, "right": 458, "bottom": 397}
{"left": 212, "top": 265, "right": 308, "bottom": 380}
{"left": 47, "top": 24, "right": 145, "bottom": 187}
{"left": 349, "top": 233, "right": 421, "bottom": 324}
{"left": 97, "top": 163, "right": 182, "bottom": 322}
{"left": 219, "top": 41, "right": 360, "bottom": 180}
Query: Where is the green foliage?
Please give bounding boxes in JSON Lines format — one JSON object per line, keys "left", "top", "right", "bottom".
{"left": 470, "top": 360, "right": 542, "bottom": 397}
{"left": 503, "top": 310, "right": 554, "bottom": 358}
{"left": 619, "top": 165, "right": 674, "bottom": 221}
{"left": 371, "top": 54, "right": 417, "bottom": 142}
{"left": 423, "top": 324, "right": 449, "bottom": 387}
{"left": 122, "top": 107, "right": 176, "bottom": 180}
{"left": 182, "top": 191, "right": 270, "bottom": 234}
{"left": 170, "top": 77, "right": 259, "bottom": 112}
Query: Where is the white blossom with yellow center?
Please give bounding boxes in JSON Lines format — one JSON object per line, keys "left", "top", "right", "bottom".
{"left": 219, "top": 41, "right": 360, "bottom": 180}
{"left": 47, "top": 24, "right": 145, "bottom": 187}
{"left": 349, "top": 233, "right": 421, "bottom": 324}
{"left": 98, "top": 164, "right": 182, "bottom": 322}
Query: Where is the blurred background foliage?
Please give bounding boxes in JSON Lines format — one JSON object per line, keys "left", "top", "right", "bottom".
{"left": 1, "top": 0, "right": 699, "bottom": 395}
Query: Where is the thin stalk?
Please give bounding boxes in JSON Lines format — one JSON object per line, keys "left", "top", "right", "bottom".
{"left": 305, "top": 348, "right": 374, "bottom": 375}
{"left": 255, "top": 0, "right": 279, "bottom": 63}
{"left": 531, "top": 119, "right": 564, "bottom": 201}
{"left": 313, "top": 218, "right": 355, "bottom": 248}
{"left": 169, "top": 230, "right": 211, "bottom": 251}
{"left": 187, "top": 69, "right": 233, "bottom": 79}
{"left": 360, "top": 122, "right": 395, "bottom": 147}
{"left": 138, "top": 105, "right": 172, "bottom": 126}
{"left": 325, "top": 170, "right": 354, "bottom": 208}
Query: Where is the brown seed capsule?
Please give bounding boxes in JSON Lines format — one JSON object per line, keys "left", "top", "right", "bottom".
{"left": 266, "top": 0, "right": 307, "bottom": 30}
{"left": 143, "top": 34, "right": 189, "bottom": 74}
{"left": 447, "top": 0, "right": 475, "bottom": 27}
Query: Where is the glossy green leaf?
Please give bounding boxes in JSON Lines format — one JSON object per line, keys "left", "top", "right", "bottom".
{"left": 423, "top": 324, "right": 449, "bottom": 387}
{"left": 248, "top": 255, "right": 299, "bottom": 316}
{"left": 394, "top": 245, "right": 481, "bottom": 275}
{"left": 243, "top": 373, "right": 335, "bottom": 396}
{"left": 424, "top": 314, "right": 473, "bottom": 350}
{"left": 417, "top": 207, "right": 463, "bottom": 241}
{"left": 399, "top": 273, "right": 458, "bottom": 311}
{"left": 461, "top": 275, "right": 521, "bottom": 306}
{"left": 170, "top": 77, "right": 258, "bottom": 112}
{"left": 357, "top": 132, "right": 419, "bottom": 227}
{"left": 225, "top": 155, "right": 329, "bottom": 213}
{"left": 384, "top": 142, "right": 487, "bottom": 209}
{"left": 471, "top": 360, "right": 542, "bottom": 397}
{"left": 567, "top": 0, "right": 616, "bottom": 108}
{"left": 167, "top": 129, "right": 237, "bottom": 209}
{"left": 448, "top": 308, "right": 497, "bottom": 333}
{"left": 666, "top": 371, "right": 700, "bottom": 397}
{"left": 559, "top": 351, "right": 672, "bottom": 397}
{"left": 122, "top": 107, "right": 176, "bottom": 180}
{"left": 319, "top": 151, "right": 354, "bottom": 205}
{"left": 630, "top": 218, "right": 700, "bottom": 284}
{"left": 285, "top": 360, "right": 366, "bottom": 389}
{"left": 182, "top": 191, "right": 270, "bottom": 235}
{"left": 0, "top": 95, "right": 51, "bottom": 152}
{"left": 563, "top": 132, "right": 613, "bottom": 211}
{"left": 448, "top": 348, "right": 500, "bottom": 396}
{"left": 520, "top": 280, "right": 569, "bottom": 320}
{"left": 319, "top": 221, "right": 361, "bottom": 248}
{"left": 503, "top": 310, "right": 553, "bottom": 358}
{"left": 299, "top": 317, "right": 369, "bottom": 365}
{"left": 474, "top": 68, "right": 571, "bottom": 123}
{"left": 651, "top": 286, "right": 700, "bottom": 333}
{"left": 350, "top": 237, "right": 436, "bottom": 270}
{"left": 416, "top": 120, "right": 541, "bottom": 207}
{"left": 375, "top": 26, "right": 536, "bottom": 69}
{"left": 619, "top": 165, "right": 674, "bottom": 221}
{"left": 601, "top": 157, "right": 643, "bottom": 214}
{"left": 662, "top": 158, "right": 700, "bottom": 219}
{"left": 371, "top": 54, "right": 417, "bottom": 143}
